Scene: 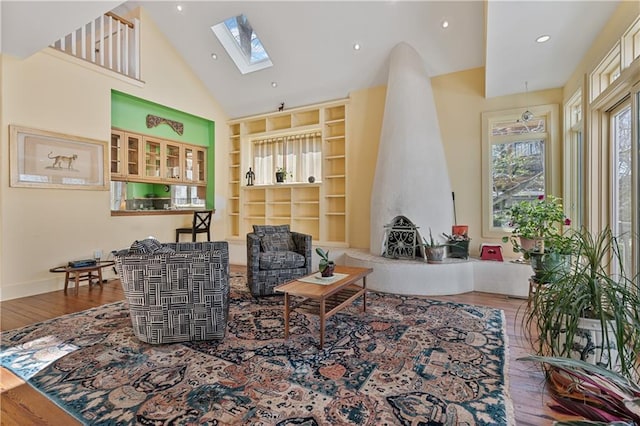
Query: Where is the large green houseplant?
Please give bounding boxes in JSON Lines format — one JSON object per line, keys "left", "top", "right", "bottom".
{"left": 523, "top": 226, "right": 640, "bottom": 380}
{"left": 503, "top": 195, "right": 574, "bottom": 280}
{"left": 503, "top": 194, "right": 571, "bottom": 252}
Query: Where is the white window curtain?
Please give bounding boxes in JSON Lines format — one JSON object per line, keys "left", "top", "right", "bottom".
{"left": 252, "top": 132, "right": 321, "bottom": 184}
{"left": 287, "top": 133, "right": 322, "bottom": 182}
{"left": 252, "top": 137, "right": 283, "bottom": 184}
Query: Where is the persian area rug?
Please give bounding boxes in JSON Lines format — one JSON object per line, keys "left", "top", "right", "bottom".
{"left": 1, "top": 275, "right": 513, "bottom": 425}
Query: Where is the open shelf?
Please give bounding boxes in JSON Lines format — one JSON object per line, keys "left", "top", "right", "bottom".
{"left": 228, "top": 100, "right": 348, "bottom": 244}
{"left": 293, "top": 110, "right": 320, "bottom": 127}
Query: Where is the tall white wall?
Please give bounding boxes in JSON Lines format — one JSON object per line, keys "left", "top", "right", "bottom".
{"left": 370, "top": 42, "right": 453, "bottom": 254}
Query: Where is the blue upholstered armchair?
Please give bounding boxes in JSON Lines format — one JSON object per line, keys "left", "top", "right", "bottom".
{"left": 247, "top": 225, "right": 312, "bottom": 297}
{"left": 114, "top": 239, "right": 229, "bottom": 344}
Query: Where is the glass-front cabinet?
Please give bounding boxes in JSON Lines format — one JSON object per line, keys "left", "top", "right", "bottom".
{"left": 110, "top": 127, "right": 207, "bottom": 185}
{"left": 126, "top": 133, "right": 142, "bottom": 177}
{"left": 183, "top": 146, "right": 207, "bottom": 184}
{"left": 143, "top": 137, "right": 162, "bottom": 180}
{"left": 110, "top": 131, "right": 125, "bottom": 177}
{"left": 184, "top": 146, "right": 194, "bottom": 182}
{"left": 165, "top": 142, "right": 182, "bottom": 180}
{"left": 196, "top": 149, "right": 206, "bottom": 182}
{"left": 110, "top": 128, "right": 208, "bottom": 214}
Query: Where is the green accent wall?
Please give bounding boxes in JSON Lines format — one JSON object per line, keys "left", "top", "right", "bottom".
{"left": 127, "top": 183, "right": 170, "bottom": 199}
{"left": 111, "top": 90, "right": 215, "bottom": 209}
{"left": 111, "top": 90, "right": 213, "bottom": 144}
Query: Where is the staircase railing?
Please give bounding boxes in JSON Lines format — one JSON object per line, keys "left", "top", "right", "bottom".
{"left": 50, "top": 12, "right": 140, "bottom": 80}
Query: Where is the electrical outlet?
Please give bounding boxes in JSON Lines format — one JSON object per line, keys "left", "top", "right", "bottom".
{"left": 94, "top": 249, "right": 103, "bottom": 260}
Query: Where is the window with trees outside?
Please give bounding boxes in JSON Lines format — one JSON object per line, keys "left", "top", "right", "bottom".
{"left": 588, "top": 15, "right": 639, "bottom": 276}
{"left": 563, "top": 90, "right": 584, "bottom": 230}
{"left": 611, "top": 100, "right": 632, "bottom": 274}
{"left": 481, "top": 105, "right": 559, "bottom": 237}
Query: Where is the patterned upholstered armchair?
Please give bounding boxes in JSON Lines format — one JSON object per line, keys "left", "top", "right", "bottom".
{"left": 247, "top": 225, "right": 312, "bottom": 297}
{"left": 113, "top": 239, "right": 229, "bottom": 344}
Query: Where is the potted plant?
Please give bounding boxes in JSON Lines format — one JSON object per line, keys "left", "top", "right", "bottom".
{"left": 423, "top": 228, "right": 446, "bottom": 263}
{"left": 315, "top": 247, "right": 335, "bottom": 277}
{"left": 503, "top": 194, "right": 571, "bottom": 254}
{"left": 503, "top": 195, "right": 573, "bottom": 279}
{"left": 519, "top": 355, "right": 640, "bottom": 424}
{"left": 528, "top": 231, "right": 575, "bottom": 283}
{"left": 275, "top": 167, "right": 291, "bottom": 183}
{"left": 523, "top": 226, "right": 640, "bottom": 380}
{"left": 442, "top": 231, "right": 471, "bottom": 259}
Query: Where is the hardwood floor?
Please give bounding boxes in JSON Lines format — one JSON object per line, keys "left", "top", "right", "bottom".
{"left": 0, "top": 265, "right": 572, "bottom": 425}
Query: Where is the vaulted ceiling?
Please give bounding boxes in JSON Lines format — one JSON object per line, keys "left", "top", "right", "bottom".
{"left": 1, "top": 1, "right": 621, "bottom": 118}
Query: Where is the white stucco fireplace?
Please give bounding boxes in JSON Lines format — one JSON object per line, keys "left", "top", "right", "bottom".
{"left": 349, "top": 42, "right": 532, "bottom": 298}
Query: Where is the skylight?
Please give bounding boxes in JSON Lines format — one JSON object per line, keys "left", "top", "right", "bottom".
{"left": 211, "top": 14, "right": 272, "bottom": 75}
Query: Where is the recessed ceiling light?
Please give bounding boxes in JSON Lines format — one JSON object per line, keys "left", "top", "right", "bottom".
{"left": 353, "top": 43, "right": 361, "bottom": 51}
{"left": 441, "top": 20, "right": 449, "bottom": 29}
{"left": 536, "top": 35, "right": 550, "bottom": 43}
{"left": 211, "top": 53, "right": 218, "bottom": 60}
{"left": 176, "top": 5, "right": 183, "bottom": 12}
{"left": 271, "top": 82, "right": 278, "bottom": 88}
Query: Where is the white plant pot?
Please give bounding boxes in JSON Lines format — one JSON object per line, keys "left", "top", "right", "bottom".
{"left": 559, "top": 316, "right": 619, "bottom": 370}
{"left": 425, "top": 246, "right": 446, "bottom": 263}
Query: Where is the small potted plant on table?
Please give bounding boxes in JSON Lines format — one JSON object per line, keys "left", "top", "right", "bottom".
{"left": 316, "top": 247, "right": 335, "bottom": 277}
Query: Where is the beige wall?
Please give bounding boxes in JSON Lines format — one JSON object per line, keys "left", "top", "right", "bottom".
{"left": 345, "top": 68, "right": 563, "bottom": 255}
{"left": 432, "top": 68, "right": 564, "bottom": 255}
{"left": 563, "top": 1, "right": 640, "bottom": 100}
{"left": 346, "top": 85, "right": 386, "bottom": 249}
{"left": 562, "top": 1, "right": 640, "bottom": 231}
{"left": 0, "top": 8, "right": 229, "bottom": 300}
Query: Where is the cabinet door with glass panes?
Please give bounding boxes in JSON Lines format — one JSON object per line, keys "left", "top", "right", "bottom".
{"left": 142, "top": 137, "right": 162, "bottom": 180}
{"left": 110, "top": 130, "right": 126, "bottom": 178}
{"left": 124, "top": 132, "right": 142, "bottom": 178}
{"left": 183, "top": 145, "right": 207, "bottom": 184}
{"left": 164, "top": 141, "right": 182, "bottom": 182}
{"left": 110, "top": 130, "right": 142, "bottom": 180}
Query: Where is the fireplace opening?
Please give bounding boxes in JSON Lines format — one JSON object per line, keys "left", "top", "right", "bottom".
{"left": 381, "top": 216, "right": 425, "bottom": 260}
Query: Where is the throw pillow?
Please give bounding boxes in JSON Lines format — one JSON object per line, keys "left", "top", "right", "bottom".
{"left": 128, "top": 240, "right": 147, "bottom": 254}
{"left": 128, "top": 238, "right": 175, "bottom": 254}
{"left": 253, "top": 224, "right": 290, "bottom": 237}
{"left": 140, "top": 238, "right": 163, "bottom": 253}
{"left": 260, "top": 233, "right": 295, "bottom": 252}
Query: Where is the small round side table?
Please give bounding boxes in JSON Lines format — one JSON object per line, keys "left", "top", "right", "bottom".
{"left": 49, "top": 260, "right": 116, "bottom": 295}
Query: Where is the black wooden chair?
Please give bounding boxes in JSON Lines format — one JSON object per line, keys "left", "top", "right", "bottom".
{"left": 175, "top": 210, "right": 213, "bottom": 242}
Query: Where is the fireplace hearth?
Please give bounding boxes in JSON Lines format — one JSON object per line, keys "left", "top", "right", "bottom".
{"left": 382, "top": 216, "right": 425, "bottom": 260}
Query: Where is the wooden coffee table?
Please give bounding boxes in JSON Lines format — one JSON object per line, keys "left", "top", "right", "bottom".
{"left": 275, "top": 265, "right": 373, "bottom": 348}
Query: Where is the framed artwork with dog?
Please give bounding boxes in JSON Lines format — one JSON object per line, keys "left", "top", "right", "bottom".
{"left": 9, "top": 125, "right": 108, "bottom": 190}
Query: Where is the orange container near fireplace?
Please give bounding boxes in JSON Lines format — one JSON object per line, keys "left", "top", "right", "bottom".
{"left": 452, "top": 225, "right": 468, "bottom": 236}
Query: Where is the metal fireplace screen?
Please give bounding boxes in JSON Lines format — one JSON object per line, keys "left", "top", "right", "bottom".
{"left": 382, "top": 216, "right": 424, "bottom": 260}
